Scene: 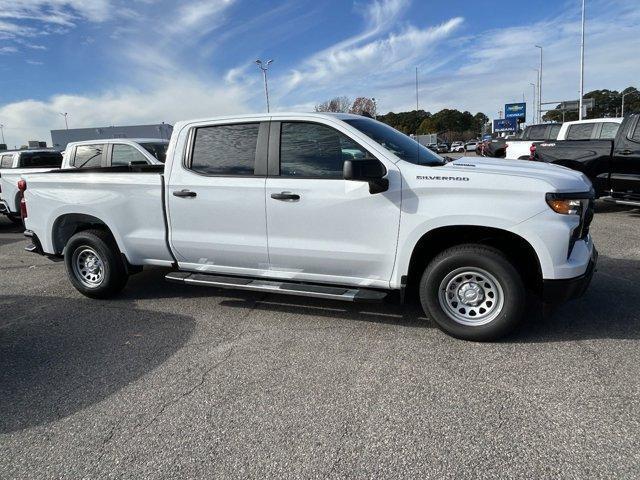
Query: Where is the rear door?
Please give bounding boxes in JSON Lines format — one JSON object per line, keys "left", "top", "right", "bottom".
{"left": 264, "top": 120, "right": 401, "bottom": 288}
{"left": 610, "top": 117, "right": 640, "bottom": 200}
{"left": 167, "top": 120, "right": 270, "bottom": 274}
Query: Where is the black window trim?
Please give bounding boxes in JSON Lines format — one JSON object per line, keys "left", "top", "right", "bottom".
{"left": 183, "top": 121, "right": 269, "bottom": 178}
{"left": 273, "top": 120, "right": 379, "bottom": 180}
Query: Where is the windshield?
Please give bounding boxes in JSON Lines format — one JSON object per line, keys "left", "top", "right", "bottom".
{"left": 344, "top": 118, "right": 445, "bottom": 166}
{"left": 140, "top": 142, "right": 168, "bottom": 163}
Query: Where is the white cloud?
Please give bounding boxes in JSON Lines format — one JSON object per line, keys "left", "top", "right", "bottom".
{"left": 0, "top": 76, "right": 250, "bottom": 147}
{"left": 0, "top": 46, "right": 18, "bottom": 54}
{"left": 170, "top": 0, "right": 236, "bottom": 34}
{"left": 280, "top": 17, "right": 463, "bottom": 96}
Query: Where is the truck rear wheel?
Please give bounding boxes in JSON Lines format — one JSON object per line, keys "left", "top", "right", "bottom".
{"left": 64, "top": 229, "right": 128, "bottom": 299}
{"left": 419, "top": 244, "right": 525, "bottom": 341}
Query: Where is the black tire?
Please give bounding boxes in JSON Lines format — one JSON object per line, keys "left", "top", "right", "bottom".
{"left": 64, "top": 229, "right": 128, "bottom": 299}
{"left": 419, "top": 244, "right": 525, "bottom": 341}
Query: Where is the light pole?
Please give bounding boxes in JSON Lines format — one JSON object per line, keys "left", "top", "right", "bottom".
{"left": 529, "top": 83, "right": 537, "bottom": 124}
{"left": 0, "top": 124, "right": 5, "bottom": 145}
{"left": 622, "top": 91, "right": 640, "bottom": 117}
{"left": 59, "top": 112, "right": 69, "bottom": 129}
{"left": 535, "top": 45, "right": 543, "bottom": 123}
{"left": 579, "top": 0, "right": 586, "bottom": 120}
{"left": 415, "top": 66, "right": 419, "bottom": 112}
{"left": 255, "top": 59, "right": 273, "bottom": 113}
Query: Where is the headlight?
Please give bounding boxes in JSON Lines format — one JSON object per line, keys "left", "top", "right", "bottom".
{"left": 545, "top": 192, "right": 592, "bottom": 215}
{"left": 546, "top": 198, "right": 583, "bottom": 215}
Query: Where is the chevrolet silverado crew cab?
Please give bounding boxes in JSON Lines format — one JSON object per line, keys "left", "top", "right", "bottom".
{"left": 0, "top": 149, "right": 63, "bottom": 224}
{"left": 20, "top": 113, "right": 597, "bottom": 341}
{"left": 534, "top": 114, "right": 640, "bottom": 206}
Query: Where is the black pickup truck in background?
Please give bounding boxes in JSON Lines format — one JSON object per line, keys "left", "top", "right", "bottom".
{"left": 534, "top": 114, "right": 640, "bottom": 206}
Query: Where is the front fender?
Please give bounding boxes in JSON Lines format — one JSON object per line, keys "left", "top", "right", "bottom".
{"left": 391, "top": 215, "right": 547, "bottom": 288}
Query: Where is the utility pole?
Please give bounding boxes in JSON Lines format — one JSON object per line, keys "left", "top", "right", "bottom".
{"left": 0, "top": 124, "right": 5, "bottom": 145}
{"left": 255, "top": 59, "right": 273, "bottom": 113}
{"left": 579, "top": 0, "right": 586, "bottom": 120}
{"left": 59, "top": 112, "right": 69, "bottom": 129}
{"left": 535, "top": 45, "right": 543, "bottom": 123}
{"left": 529, "top": 83, "right": 537, "bottom": 124}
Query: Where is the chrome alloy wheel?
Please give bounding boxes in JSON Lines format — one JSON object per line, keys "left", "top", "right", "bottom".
{"left": 72, "top": 247, "right": 105, "bottom": 288}
{"left": 438, "top": 267, "right": 505, "bottom": 326}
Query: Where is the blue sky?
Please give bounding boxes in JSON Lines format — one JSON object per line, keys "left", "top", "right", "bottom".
{"left": 0, "top": 0, "right": 638, "bottom": 147}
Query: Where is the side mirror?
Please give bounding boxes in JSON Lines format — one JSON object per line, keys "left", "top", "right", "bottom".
{"left": 343, "top": 158, "right": 389, "bottom": 194}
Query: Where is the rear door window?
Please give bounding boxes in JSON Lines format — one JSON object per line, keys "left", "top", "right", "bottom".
{"left": 567, "top": 123, "right": 596, "bottom": 140}
{"left": 547, "top": 124, "right": 561, "bottom": 140}
{"left": 0, "top": 154, "right": 13, "bottom": 168}
{"left": 526, "top": 125, "right": 547, "bottom": 140}
{"left": 190, "top": 123, "right": 259, "bottom": 176}
{"left": 72, "top": 144, "right": 105, "bottom": 168}
{"left": 599, "top": 122, "right": 620, "bottom": 139}
{"left": 18, "top": 151, "right": 63, "bottom": 168}
{"left": 111, "top": 144, "right": 149, "bottom": 166}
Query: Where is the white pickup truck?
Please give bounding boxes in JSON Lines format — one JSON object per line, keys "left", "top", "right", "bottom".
{"left": 20, "top": 113, "right": 597, "bottom": 341}
{"left": 0, "top": 149, "right": 63, "bottom": 224}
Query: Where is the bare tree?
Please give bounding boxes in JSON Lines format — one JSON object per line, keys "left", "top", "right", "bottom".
{"left": 314, "top": 96, "right": 351, "bottom": 113}
{"left": 349, "top": 97, "right": 377, "bottom": 117}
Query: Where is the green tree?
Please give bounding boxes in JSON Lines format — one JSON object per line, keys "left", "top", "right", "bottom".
{"left": 543, "top": 86, "right": 640, "bottom": 121}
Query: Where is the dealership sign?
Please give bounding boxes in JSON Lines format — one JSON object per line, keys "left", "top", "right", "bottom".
{"left": 505, "top": 102, "right": 526, "bottom": 121}
{"left": 493, "top": 118, "right": 518, "bottom": 133}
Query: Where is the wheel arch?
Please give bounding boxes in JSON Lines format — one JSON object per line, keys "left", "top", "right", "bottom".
{"left": 51, "top": 213, "right": 123, "bottom": 257}
{"left": 402, "top": 225, "right": 543, "bottom": 295}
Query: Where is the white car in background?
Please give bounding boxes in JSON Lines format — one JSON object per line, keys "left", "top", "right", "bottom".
{"left": 451, "top": 142, "right": 465, "bottom": 152}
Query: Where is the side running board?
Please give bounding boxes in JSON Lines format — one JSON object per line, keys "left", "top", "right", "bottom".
{"left": 165, "top": 271, "right": 388, "bottom": 303}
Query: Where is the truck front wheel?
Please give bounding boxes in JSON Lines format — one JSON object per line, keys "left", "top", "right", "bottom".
{"left": 419, "top": 244, "right": 525, "bottom": 341}
{"left": 64, "top": 229, "right": 129, "bottom": 299}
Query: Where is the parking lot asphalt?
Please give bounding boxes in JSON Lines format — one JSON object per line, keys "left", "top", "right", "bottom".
{"left": 1, "top": 203, "right": 639, "bottom": 479}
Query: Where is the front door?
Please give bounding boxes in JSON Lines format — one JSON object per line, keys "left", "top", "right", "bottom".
{"left": 264, "top": 120, "right": 401, "bottom": 288}
{"left": 611, "top": 117, "right": 640, "bottom": 201}
{"left": 167, "top": 121, "right": 270, "bottom": 275}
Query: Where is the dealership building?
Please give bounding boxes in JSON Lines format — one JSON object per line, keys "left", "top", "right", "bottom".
{"left": 50, "top": 123, "right": 173, "bottom": 150}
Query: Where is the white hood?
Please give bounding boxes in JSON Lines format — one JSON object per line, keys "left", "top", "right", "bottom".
{"left": 446, "top": 156, "right": 592, "bottom": 192}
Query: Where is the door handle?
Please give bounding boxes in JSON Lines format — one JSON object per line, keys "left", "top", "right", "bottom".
{"left": 173, "top": 189, "right": 197, "bottom": 198}
{"left": 271, "top": 191, "right": 300, "bottom": 201}
{"left": 618, "top": 149, "right": 633, "bottom": 155}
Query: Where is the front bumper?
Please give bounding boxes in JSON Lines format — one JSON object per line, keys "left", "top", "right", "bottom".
{"left": 542, "top": 246, "right": 598, "bottom": 304}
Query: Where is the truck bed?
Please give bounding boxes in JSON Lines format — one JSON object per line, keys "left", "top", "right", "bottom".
{"left": 22, "top": 165, "right": 173, "bottom": 266}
